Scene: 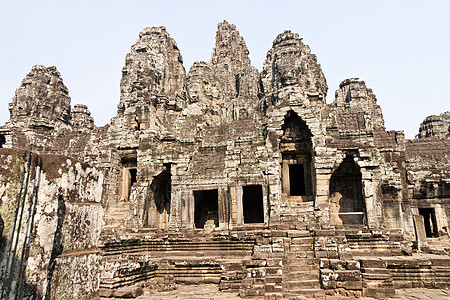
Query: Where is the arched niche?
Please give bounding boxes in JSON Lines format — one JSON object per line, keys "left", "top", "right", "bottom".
{"left": 280, "top": 110, "right": 314, "bottom": 201}
{"left": 143, "top": 163, "right": 172, "bottom": 229}
{"left": 329, "top": 155, "right": 366, "bottom": 225}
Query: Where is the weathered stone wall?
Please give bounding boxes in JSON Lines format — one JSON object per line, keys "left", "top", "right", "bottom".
{"left": 0, "top": 65, "right": 107, "bottom": 165}
{"left": 416, "top": 115, "right": 450, "bottom": 139}
{"left": 0, "top": 149, "right": 103, "bottom": 300}
{"left": 2, "top": 21, "right": 443, "bottom": 237}
{"left": 8, "top": 66, "right": 71, "bottom": 129}
{"left": 406, "top": 138, "right": 450, "bottom": 237}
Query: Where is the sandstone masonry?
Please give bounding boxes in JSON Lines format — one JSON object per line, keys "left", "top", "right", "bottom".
{"left": 0, "top": 21, "right": 449, "bottom": 299}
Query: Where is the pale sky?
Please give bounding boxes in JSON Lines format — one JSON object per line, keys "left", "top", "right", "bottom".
{"left": 0, "top": 0, "right": 449, "bottom": 138}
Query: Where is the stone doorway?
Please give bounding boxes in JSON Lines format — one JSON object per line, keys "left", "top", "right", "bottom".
{"left": 280, "top": 110, "right": 314, "bottom": 201}
{"left": 418, "top": 208, "right": 438, "bottom": 237}
{"left": 242, "top": 185, "right": 264, "bottom": 223}
{"left": 194, "top": 189, "right": 219, "bottom": 229}
{"left": 330, "top": 156, "right": 365, "bottom": 225}
{"left": 289, "top": 164, "right": 307, "bottom": 196}
{"left": 151, "top": 164, "right": 172, "bottom": 214}
{"left": 120, "top": 157, "right": 137, "bottom": 201}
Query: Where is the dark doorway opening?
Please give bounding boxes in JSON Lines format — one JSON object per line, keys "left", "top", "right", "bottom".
{"left": 243, "top": 185, "right": 264, "bottom": 223}
{"left": 129, "top": 168, "right": 137, "bottom": 186}
{"left": 120, "top": 157, "right": 137, "bottom": 201}
{"left": 0, "top": 135, "right": 5, "bottom": 148}
{"left": 150, "top": 165, "right": 172, "bottom": 214}
{"left": 289, "top": 164, "right": 306, "bottom": 196}
{"left": 194, "top": 189, "right": 219, "bottom": 229}
{"left": 330, "top": 156, "right": 365, "bottom": 225}
{"left": 418, "top": 208, "right": 438, "bottom": 238}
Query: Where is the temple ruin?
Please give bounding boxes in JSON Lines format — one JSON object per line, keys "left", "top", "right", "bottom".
{"left": 0, "top": 21, "right": 449, "bottom": 299}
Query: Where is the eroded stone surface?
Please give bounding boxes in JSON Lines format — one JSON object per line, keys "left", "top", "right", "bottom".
{"left": 0, "top": 150, "right": 103, "bottom": 300}
{"left": 8, "top": 65, "right": 71, "bottom": 129}
{"left": 416, "top": 115, "right": 450, "bottom": 139}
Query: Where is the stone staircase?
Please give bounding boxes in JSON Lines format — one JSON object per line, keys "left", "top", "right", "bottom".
{"left": 99, "top": 229, "right": 256, "bottom": 295}
{"left": 239, "top": 253, "right": 281, "bottom": 298}
{"left": 283, "top": 231, "right": 323, "bottom": 298}
{"left": 345, "top": 230, "right": 404, "bottom": 256}
{"left": 100, "top": 255, "right": 157, "bottom": 290}
{"left": 427, "top": 236, "right": 450, "bottom": 255}
{"left": 315, "top": 229, "right": 399, "bottom": 298}
{"left": 278, "top": 201, "right": 317, "bottom": 230}
{"left": 97, "top": 220, "right": 450, "bottom": 299}
{"left": 344, "top": 230, "right": 405, "bottom": 297}
{"left": 385, "top": 254, "right": 450, "bottom": 289}
{"left": 358, "top": 257, "right": 395, "bottom": 298}
{"left": 238, "top": 229, "right": 323, "bottom": 298}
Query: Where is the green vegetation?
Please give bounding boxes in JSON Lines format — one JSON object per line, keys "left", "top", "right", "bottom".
{"left": 371, "top": 148, "right": 378, "bottom": 157}
{"left": 439, "top": 111, "right": 450, "bottom": 124}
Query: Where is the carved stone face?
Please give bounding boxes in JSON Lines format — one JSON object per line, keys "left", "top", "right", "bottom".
{"left": 9, "top": 66, "right": 72, "bottom": 127}
{"left": 276, "top": 52, "right": 302, "bottom": 87}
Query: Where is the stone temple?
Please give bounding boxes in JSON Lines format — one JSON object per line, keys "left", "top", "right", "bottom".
{"left": 0, "top": 21, "right": 449, "bottom": 299}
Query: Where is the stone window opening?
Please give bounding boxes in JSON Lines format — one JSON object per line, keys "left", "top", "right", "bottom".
{"left": 242, "top": 185, "right": 264, "bottom": 223}
{"left": 0, "top": 135, "right": 5, "bottom": 148}
{"left": 418, "top": 208, "right": 438, "bottom": 238}
{"left": 194, "top": 189, "right": 218, "bottom": 229}
{"left": 282, "top": 156, "right": 313, "bottom": 198}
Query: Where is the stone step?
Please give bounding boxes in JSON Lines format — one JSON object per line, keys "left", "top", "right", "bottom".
{"left": 358, "top": 258, "right": 388, "bottom": 268}
{"left": 362, "top": 286, "right": 395, "bottom": 298}
{"left": 283, "top": 270, "right": 319, "bottom": 281}
{"left": 320, "top": 269, "right": 362, "bottom": 283}
{"left": 347, "top": 249, "right": 393, "bottom": 257}
{"left": 265, "top": 266, "right": 282, "bottom": 276}
{"left": 287, "top": 230, "right": 312, "bottom": 238}
{"left": 284, "top": 264, "right": 317, "bottom": 272}
{"left": 104, "top": 250, "right": 254, "bottom": 258}
{"left": 218, "top": 280, "right": 241, "bottom": 291}
{"left": 102, "top": 243, "right": 255, "bottom": 254}
{"left": 320, "top": 258, "right": 360, "bottom": 270}
{"left": 362, "top": 273, "right": 392, "bottom": 280}
{"left": 264, "top": 292, "right": 284, "bottom": 299}
{"left": 289, "top": 244, "right": 313, "bottom": 252}
{"left": 360, "top": 267, "right": 390, "bottom": 274}
{"left": 265, "top": 275, "right": 283, "bottom": 284}
{"left": 285, "top": 279, "right": 321, "bottom": 290}
{"left": 264, "top": 283, "right": 283, "bottom": 293}
{"left": 285, "top": 257, "right": 318, "bottom": 265}
{"left": 290, "top": 236, "right": 314, "bottom": 244}
{"left": 283, "top": 288, "right": 324, "bottom": 297}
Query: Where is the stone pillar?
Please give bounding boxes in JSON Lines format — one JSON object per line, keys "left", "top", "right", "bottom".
{"left": 218, "top": 187, "right": 229, "bottom": 230}
{"left": 413, "top": 214, "right": 428, "bottom": 252}
{"left": 180, "top": 189, "right": 194, "bottom": 229}
{"left": 229, "top": 184, "right": 237, "bottom": 226}
{"left": 168, "top": 188, "right": 181, "bottom": 229}
{"left": 315, "top": 168, "right": 331, "bottom": 226}
{"left": 236, "top": 184, "right": 243, "bottom": 225}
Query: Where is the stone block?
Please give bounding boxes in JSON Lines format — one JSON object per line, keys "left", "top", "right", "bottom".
{"left": 114, "top": 286, "right": 144, "bottom": 298}
{"left": 336, "top": 280, "right": 363, "bottom": 290}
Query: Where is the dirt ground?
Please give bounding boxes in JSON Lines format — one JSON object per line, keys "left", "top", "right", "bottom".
{"left": 100, "top": 285, "right": 450, "bottom": 300}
